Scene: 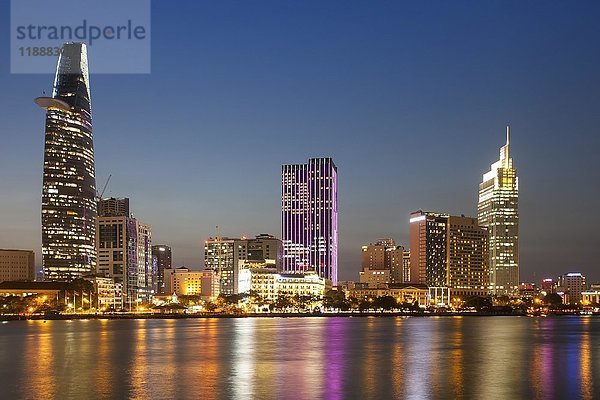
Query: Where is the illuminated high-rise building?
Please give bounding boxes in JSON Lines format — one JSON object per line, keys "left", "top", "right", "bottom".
{"left": 409, "top": 211, "right": 448, "bottom": 287}
{"left": 204, "top": 234, "right": 283, "bottom": 295}
{"left": 152, "top": 245, "right": 172, "bottom": 294}
{"left": 557, "top": 272, "right": 586, "bottom": 305}
{"left": 36, "top": 43, "right": 97, "bottom": 281}
{"left": 409, "top": 211, "right": 489, "bottom": 298}
{"left": 97, "top": 203, "right": 153, "bottom": 304}
{"left": 478, "top": 126, "right": 519, "bottom": 295}
{"left": 281, "top": 157, "right": 338, "bottom": 284}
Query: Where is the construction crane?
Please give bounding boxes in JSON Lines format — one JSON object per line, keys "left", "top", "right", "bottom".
{"left": 96, "top": 174, "right": 112, "bottom": 200}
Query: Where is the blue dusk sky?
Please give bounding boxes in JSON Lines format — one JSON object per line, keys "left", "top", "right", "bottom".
{"left": 0, "top": 1, "right": 599, "bottom": 282}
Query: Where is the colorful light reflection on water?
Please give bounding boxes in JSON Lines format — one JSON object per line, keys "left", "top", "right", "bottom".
{"left": 0, "top": 316, "right": 598, "bottom": 399}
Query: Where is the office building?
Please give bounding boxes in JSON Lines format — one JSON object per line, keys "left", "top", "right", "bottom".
{"left": 557, "top": 272, "right": 586, "bottom": 305}
{"left": 478, "top": 126, "right": 519, "bottom": 295}
{"left": 409, "top": 211, "right": 489, "bottom": 299}
{"left": 152, "top": 245, "right": 172, "bottom": 294}
{"left": 205, "top": 237, "right": 237, "bottom": 295}
{"left": 402, "top": 250, "right": 411, "bottom": 283}
{"left": 98, "top": 197, "right": 129, "bottom": 217}
{"left": 36, "top": 43, "right": 97, "bottom": 281}
{"left": 245, "top": 234, "right": 283, "bottom": 269}
{"left": 205, "top": 234, "right": 283, "bottom": 295}
{"left": 446, "top": 215, "right": 489, "bottom": 298}
{"left": 409, "top": 211, "right": 448, "bottom": 287}
{"left": 282, "top": 157, "right": 338, "bottom": 284}
{"left": 361, "top": 240, "right": 389, "bottom": 269}
{"left": 97, "top": 198, "right": 153, "bottom": 303}
{"left": 540, "top": 278, "right": 555, "bottom": 295}
{"left": 388, "top": 246, "right": 405, "bottom": 284}
{"left": 163, "top": 267, "right": 220, "bottom": 298}
{"left": 360, "top": 239, "right": 406, "bottom": 285}
{"left": 0, "top": 250, "right": 35, "bottom": 282}
{"left": 359, "top": 268, "right": 391, "bottom": 287}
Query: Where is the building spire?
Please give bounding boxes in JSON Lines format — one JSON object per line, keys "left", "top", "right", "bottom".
{"left": 506, "top": 125, "right": 510, "bottom": 146}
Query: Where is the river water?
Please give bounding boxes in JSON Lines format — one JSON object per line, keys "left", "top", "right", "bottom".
{"left": 0, "top": 316, "right": 597, "bottom": 399}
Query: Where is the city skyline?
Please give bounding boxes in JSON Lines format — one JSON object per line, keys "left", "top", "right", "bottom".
{"left": 1, "top": 2, "right": 599, "bottom": 283}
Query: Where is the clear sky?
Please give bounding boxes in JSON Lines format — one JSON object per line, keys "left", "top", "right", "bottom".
{"left": 0, "top": 1, "right": 599, "bottom": 282}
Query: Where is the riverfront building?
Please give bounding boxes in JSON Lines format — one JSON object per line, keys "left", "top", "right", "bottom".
{"left": 36, "top": 43, "right": 97, "bottom": 281}
{"left": 96, "top": 198, "right": 153, "bottom": 303}
{"left": 152, "top": 245, "right": 172, "bottom": 294}
{"left": 346, "top": 283, "right": 430, "bottom": 308}
{"left": 205, "top": 234, "right": 282, "bottom": 295}
{"left": 282, "top": 157, "right": 338, "bottom": 284}
{"left": 0, "top": 250, "right": 35, "bottom": 282}
{"left": 238, "top": 268, "right": 328, "bottom": 303}
{"left": 557, "top": 272, "right": 586, "bottom": 305}
{"left": 163, "top": 267, "right": 220, "bottom": 298}
{"left": 478, "top": 126, "right": 519, "bottom": 295}
{"left": 409, "top": 211, "right": 489, "bottom": 300}
{"left": 360, "top": 239, "right": 406, "bottom": 285}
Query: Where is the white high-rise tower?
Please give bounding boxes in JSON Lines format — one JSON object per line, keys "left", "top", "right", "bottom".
{"left": 478, "top": 126, "right": 519, "bottom": 295}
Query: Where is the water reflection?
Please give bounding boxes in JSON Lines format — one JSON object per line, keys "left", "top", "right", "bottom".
{"left": 2, "top": 317, "right": 600, "bottom": 399}
{"left": 391, "top": 318, "right": 406, "bottom": 398}
{"left": 23, "top": 321, "right": 55, "bottom": 399}
{"left": 450, "top": 317, "right": 464, "bottom": 398}
{"left": 403, "top": 318, "right": 432, "bottom": 399}
{"left": 232, "top": 319, "right": 255, "bottom": 398}
{"left": 580, "top": 317, "right": 593, "bottom": 400}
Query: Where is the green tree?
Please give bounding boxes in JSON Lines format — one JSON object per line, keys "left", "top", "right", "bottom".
{"left": 358, "top": 297, "right": 374, "bottom": 312}
{"left": 204, "top": 301, "right": 218, "bottom": 312}
{"left": 544, "top": 293, "right": 563, "bottom": 307}
{"left": 464, "top": 296, "right": 492, "bottom": 310}
{"left": 69, "top": 278, "right": 95, "bottom": 310}
{"left": 274, "top": 294, "right": 293, "bottom": 312}
{"left": 323, "top": 290, "right": 349, "bottom": 311}
{"left": 374, "top": 296, "right": 397, "bottom": 312}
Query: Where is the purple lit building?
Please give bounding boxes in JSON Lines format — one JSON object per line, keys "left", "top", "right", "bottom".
{"left": 281, "top": 157, "right": 338, "bottom": 284}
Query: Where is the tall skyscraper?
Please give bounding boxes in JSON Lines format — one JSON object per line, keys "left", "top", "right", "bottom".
{"left": 36, "top": 43, "right": 97, "bottom": 281}
{"left": 478, "top": 126, "right": 519, "bottom": 295}
{"left": 97, "top": 198, "right": 153, "bottom": 304}
{"left": 409, "top": 211, "right": 489, "bottom": 299}
{"left": 409, "top": 211, "right": 448, "bottom": 287}
{"left": 152, "top": 245, "right": 172, "bottom": 294}
{"left": 204, "top": 237, "right": 237, "bottom": 295}
{"left": 281, "top": 157, "right": 338, "bottom": 284}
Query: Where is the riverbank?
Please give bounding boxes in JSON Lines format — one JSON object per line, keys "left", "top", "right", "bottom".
{"left": 3, "top": 310, "right": 595, "bottom": 321}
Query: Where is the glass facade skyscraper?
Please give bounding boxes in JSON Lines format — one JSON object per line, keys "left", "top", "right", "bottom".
{"left": 152, "top": 245, "right": 172, "bottom": 294}
{"left": 281, "top": 157, "right": 338, "bottom": 284}
{"left": 478, "top": 126, "right": 519, "bottom": 295}
{"left": 36, "top": 43, "right": 97, "bottom": 281}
